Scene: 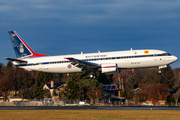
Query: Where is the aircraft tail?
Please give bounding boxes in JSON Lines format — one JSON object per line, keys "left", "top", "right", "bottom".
{"left": 8, "top": 31, "right": 48, "bottom": 59}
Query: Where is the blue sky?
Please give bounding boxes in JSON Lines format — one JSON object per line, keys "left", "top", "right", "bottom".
{"left": 0, "top": 0, "right": 180, "bottom": 68}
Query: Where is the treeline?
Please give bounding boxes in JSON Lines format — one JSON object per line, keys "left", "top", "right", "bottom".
{"left": 113, "top": 67, "right": 180, "bottom": 103}
{"left": 0, "top": 61, "right": 67, "bottom": 101}
{"left": 0, "top": 61, "right": 180, "bottom": 103}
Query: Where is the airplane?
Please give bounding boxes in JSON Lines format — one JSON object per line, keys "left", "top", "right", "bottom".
{"left": 4, "top": 31, "right": 178, "bottom": 78}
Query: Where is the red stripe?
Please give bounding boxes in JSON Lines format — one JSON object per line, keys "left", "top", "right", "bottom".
{"left": 102, "top": 66, "right": 116, "bottom": 68}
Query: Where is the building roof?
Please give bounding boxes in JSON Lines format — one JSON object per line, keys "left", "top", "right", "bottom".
{"left": 103, "top": 84, "right": 121, "bottom": 91}
{"left": 131, "top": 84, "right": 172, "bottom": 93}
{"left": 103, "top": 85, "right": 117, "bottom": 90}
{"left": 44, "top": 82, "right": 65, "bottom": 89}
{"left": 131, "top": 87, "right": 142, "bottom": 92}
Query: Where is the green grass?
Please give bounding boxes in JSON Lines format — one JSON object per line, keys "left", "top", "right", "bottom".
{"left": 0, "top": 110, "right": 179, "bottom": 120}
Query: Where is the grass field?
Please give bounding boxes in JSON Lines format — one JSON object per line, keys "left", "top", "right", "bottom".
{"left": 0, "top": 110, "right": 180, "bottom": 120}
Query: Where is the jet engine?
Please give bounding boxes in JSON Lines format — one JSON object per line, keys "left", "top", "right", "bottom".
{"left": 101, "top": 63, "right": 119, "bottom": 74}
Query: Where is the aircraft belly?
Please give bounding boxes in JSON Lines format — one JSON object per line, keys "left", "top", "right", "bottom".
{"left": 20, "top": 64, "right": 81, "bottom": 73}
{"left": 117, "top": 58, "right": 168, "bottom": 69}
{"left": 39, "top": 64, "right": 81, "bottom": 73}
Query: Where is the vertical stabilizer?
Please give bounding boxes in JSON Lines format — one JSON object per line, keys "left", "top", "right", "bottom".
{"left": 8, "top": 31, "right": 48, "bottom": 59}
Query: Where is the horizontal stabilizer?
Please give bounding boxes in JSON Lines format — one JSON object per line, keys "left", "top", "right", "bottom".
{"left": 4, "top": 57, "right": 27, "bottom": 64}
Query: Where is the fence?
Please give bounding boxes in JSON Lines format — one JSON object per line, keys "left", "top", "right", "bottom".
{"left": 0, "top": 99, "right": 180, "bottom": 106}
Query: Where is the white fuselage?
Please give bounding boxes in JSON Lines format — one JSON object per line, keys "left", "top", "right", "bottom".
{"left": 14, "top": 49, "right": 178, "bottom": 73}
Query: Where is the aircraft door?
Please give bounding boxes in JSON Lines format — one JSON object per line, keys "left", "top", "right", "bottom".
{"left": 39, "top": 62, "right": 43, "bottom": 69}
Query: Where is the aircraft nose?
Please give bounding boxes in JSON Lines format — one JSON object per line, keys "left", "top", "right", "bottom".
{"left": 173, "top": 55, "right": 178, "bottom": 62}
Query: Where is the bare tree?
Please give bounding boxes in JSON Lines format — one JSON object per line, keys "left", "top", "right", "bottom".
{"left": 0, "top": 75, "right": 14, "bottom": 101}
{"left": 173, "top": 88, "right": 180, "bottom": 106}
{"left": 173, "top": 68, "right": 180, "bottom": 89}
{"left": 133, "top": 84, "right": 168, "bottom": 102}
{"left": 86, "top": 87, "right": 104, "bottom": 105}
{"left": 0, "top": 63, "right": 5, "bottom": 75}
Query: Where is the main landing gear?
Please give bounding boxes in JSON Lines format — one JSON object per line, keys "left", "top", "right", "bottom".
{"left": 90, "top": 74, "right": 96, "bottom": 79}
{"left": 90, "top": 70, "right": 96, "bottom": 79}
{"left": 82, "top": 69, "right": 96, "bottom": 79}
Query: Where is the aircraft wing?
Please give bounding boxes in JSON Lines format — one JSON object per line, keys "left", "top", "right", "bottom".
{"left": 65, "top": 57, "right": 100, "bottom": 71}
{"left": 4, "top": 57, "right": 27, "bottom": 64}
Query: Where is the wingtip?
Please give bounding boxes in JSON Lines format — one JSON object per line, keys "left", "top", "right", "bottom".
{"left": 64, "top": 57, "right": 74, "bottom": 59}
{"left": 4, "top": 57, "right": 8, "bottom": 60}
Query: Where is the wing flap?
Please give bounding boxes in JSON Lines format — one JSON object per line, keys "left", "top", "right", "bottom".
{"left": 64, "top": 57, "right": 100, "bottom": 70}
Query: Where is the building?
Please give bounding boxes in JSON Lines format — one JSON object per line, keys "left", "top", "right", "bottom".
{"left": 43, "top": 81, "right": 65, "bottom": 97}
{"left": 103, "top": 85, "right": 125, "bottom": 104}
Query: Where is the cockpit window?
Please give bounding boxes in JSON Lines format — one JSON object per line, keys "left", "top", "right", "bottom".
{"left": 163, "top": 53, "right": 171, "bottom": 56}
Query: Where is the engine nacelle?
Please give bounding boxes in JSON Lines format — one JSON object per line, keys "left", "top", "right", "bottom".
{"left": 159, "top": 65, "right": 167, "bottom": 69}
{"left": 158, "top": 65, "right": 167, "bottom": 74}
{"left": 101, "top": 63, "right": 119, "bottom": 74}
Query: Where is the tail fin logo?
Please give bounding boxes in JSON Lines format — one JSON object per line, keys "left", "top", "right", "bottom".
{"left": 20, "top": 43, "right": 24, "bottom": 53}
{"left": 8, "top": 31, "right": 48, "bottom": 59}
